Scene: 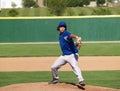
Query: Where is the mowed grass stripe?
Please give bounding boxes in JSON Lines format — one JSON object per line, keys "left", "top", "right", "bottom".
{"left": 19, "top": 8, "right": 29, "bottom": 16}
{"left": 80, "top": 43, "right": 120, "bottom": 56}
{"left": 0, "top": 44, "right": 60, "bottom": 57}
{"left": 28, "top": 8, "right": 35, "bottom": 16}
{"left": 0, "top": 43, "right": 120, "bottom": 57}
{"left": 0, "top": 71, "right": 120, "bottom": 89}
{"left": 31, "top": 8, "right": 50, "bottom": 16}
{"left": 34, "top": 8, "right": 39, "bottom": 16}
{"left": 19, "top": 8, "right": 27, "bottom": 16}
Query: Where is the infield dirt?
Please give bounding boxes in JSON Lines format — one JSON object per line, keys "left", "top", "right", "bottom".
{"left": 0, "top": 56, "right": 120, "bottom": 91}
{"left": 0, "top": 82, "right": 119, "bottom": 91}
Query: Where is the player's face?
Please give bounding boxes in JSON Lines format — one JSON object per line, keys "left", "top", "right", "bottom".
{"left": 59, "top": 27, "right": 65, "bottom": 33}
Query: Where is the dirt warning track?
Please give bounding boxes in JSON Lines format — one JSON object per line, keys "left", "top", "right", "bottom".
{"left": 0, "top": 56, "right": 120, "bottom": 71}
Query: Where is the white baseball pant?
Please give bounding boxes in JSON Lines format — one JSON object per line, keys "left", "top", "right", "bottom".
{"left": 51, "top": 53, "right": 84, "bottom": 82}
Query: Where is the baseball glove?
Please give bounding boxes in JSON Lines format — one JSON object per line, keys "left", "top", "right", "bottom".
{"left": 76, "top": 36, "right": 82, "bottom": 50}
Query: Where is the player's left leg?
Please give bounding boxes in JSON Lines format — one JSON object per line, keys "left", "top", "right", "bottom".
{"left": 66, "top": 53, "right": 85, "bottom": 86}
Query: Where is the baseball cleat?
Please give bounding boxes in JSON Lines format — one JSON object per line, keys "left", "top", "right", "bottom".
{"left": 79, "top": 81, "right": 86, "bottom": 86}
{"left": 77, "top": 81, "right": 86, "bottom": 90}
{"left": 49, "top": 79, "right": 59, "bottom": 84}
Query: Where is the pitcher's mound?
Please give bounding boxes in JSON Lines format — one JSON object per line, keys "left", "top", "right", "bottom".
{"left": 0, "top": 82, "right": 119, "bottom": 91}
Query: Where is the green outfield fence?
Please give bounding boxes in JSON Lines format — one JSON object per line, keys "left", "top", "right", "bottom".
{"left": 0, "top": 16, "right": 120, "bottom": 43}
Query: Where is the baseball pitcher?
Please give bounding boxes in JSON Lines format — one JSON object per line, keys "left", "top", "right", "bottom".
{"left": 49, "top": 21, "right": 85, "bottom": 87}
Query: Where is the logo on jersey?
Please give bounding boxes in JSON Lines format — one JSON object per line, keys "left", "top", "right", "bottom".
{"left": 64, "top": 36, "right": 69, "bottom": 42}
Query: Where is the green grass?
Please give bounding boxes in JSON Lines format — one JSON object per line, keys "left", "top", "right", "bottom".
{"left": 0, "top": 8, "right": 51, "bottom": 17}
{"left": 0, "top": 71, "right": 120, "bottom": 89}
{"left": 0, "top": 44, "right": 60, "bottom": 57}
{"left": 1, "top": 7, "right": 120, "bottom": 17}
{"left": 80, "top": 43, "right": 120, "bottom": 56}
{"left": 0, "top": 43, "right": 120, "bottom": 57}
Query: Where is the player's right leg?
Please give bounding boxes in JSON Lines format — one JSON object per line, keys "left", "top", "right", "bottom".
{"left": 49, "top": 56, "right": 66, "bottom": 84}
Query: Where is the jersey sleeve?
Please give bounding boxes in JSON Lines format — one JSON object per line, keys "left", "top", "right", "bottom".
{"left": 66, "top": 31, "right": 71, "bottom": 40}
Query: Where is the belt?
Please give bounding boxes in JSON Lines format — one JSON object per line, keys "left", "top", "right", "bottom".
{"left": 62, "top": 53, "right": 78, "bottom": 56}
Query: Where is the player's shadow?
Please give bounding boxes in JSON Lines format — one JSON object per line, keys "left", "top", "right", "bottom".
{"left": 59, "top": 82, "right": 85, "bottom": 90}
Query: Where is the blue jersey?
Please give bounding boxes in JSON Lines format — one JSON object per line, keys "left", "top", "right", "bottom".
{"left": 59, "top": 30, "right": 78, "bottom": 55}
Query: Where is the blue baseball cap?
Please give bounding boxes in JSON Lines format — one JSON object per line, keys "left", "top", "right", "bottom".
{"left": 57, "top": 21, "right": 67, "bottom": 30}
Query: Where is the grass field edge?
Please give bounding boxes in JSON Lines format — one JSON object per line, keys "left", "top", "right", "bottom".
{"left": 0, "top": 41, "right": 120, "bottom": 45}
